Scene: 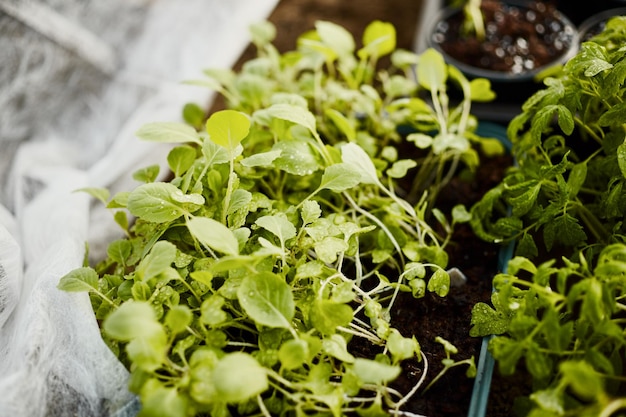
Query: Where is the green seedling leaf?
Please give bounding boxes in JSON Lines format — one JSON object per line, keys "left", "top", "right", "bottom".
{"left": 107, "top": 239, "right": 132, "bottom": 266}
{"left": 200, "top": 295, "right": 227, "bottom": 326}
{"left": 388, "top": 329, "right": 420, "bottom": 362}
{"left": 310, "top": 299, "right": 353, "bottom": 334}
{"left": 182, "top": 102, "right": 205, "bottom": 128}
{"left": 266, "top": 103, "right": 316, "bottom": 134}
{"left": 140, "top": 384, "right": 188, "bottom": 417}
{"left": 279, "top": 338, "right": 310, "bottom": 370}
{"left": 560, "top": 361, "right": 603, "bottom": 400}
{"left": 136, "top": 122, "right": 202, "bottom": 146}
{"left": 187, "top": 216, "right": 240, "bottom": 256}
{"left": 325, "top": 108, "right": 356, "bottom": 141}
{"left": 319, "top": 163, "right": 361, "bottom": 192}
{"left": 255, "top": 213, "right": 297, "bottom": 244}
{"left": 167, "top": 145, "right": 196, "bottom": 177}
{"left": 205, "top": 109, "right": 250, "bottom": 151}
{"left": 272, "top": 140, "right": 321, "bottom": 176}
{"left": 227, "top": 189, "right": 252, "bottom": 216}
{"left": 213, "top": 352, "right": 268, "bottom": 403}
{"left": 407, "top": 132, "right": 434, "bottom": 149}
{"left": 341, "top": 142, "right": 379, "bottom": 185}
{"left": 127, "top": 182, "right": 187, "bottom": 223}
{"left": 58, "top": 267, "right": 99, "bottom": 292}
{"left": 387, "top": 159, "right": 417, "bottom": 178}
{"left": 469, "top": 78, "right": 496, "bottom": 102}
{"left": 314, "top": 236, "right": 349, "bottom": 264}
{"left": 451, "top": 204, "right": 472, "bottom": 224}
{"left": 316, "top": 20, "right": 355, "bottom": 56}
{"left": 136, "top": 241, "right": 177, "bottom": 281}
{"left": 529, "top": 387, "right": 564, "bottom": 414}
{"left": 131, "top": 281, "right": 151, "bottom": 301}
{"left": 301, "top": 200, "right": 322, "bottom": 226}
{"left": 75, "top": 187, "right": 110, "bottom": 205}
{"left": 132, "top": 164, "right": 160, "bottom": 183}
{"left": 104, "top": 301, "right": 164, "bottom": 341}
{"left": 427, "top": 269, "right": 450, "bottom": 297}
{"left": 417, "top": 48, "right": 447, "bottom": 91}
{"left": 618, "top": 141, "right": 626, "bottom": 179}
{"left": 359, "top": 20, "right": 396, "bottom": 59}
{"left": 165, "top": 305, "right": 192, "bottom": 335}
{"left": 322, "top": 334, "right": 355, "bottom": 363}
{"left": 432, "top": 133, "right": 469, "bottom": 154}
{"left": 249, "top": 20, "right": 276, "bottom": 46}
{"left": 237, "top": 272, "right": 295, "bottom": 328}
{"left": 352, "top": 358, "right": 401, "bottom": 385}
{"left": 202, "top": 138, "right": 231, "bottom": 166}
{"left": 240, "top": 150, "right": 282, "bottom": 167}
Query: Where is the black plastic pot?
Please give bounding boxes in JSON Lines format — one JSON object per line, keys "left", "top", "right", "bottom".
{"left": 422, "top": 0, "right": 579, "bottom": 122}
{"left": 578, "top": 6, "right": 626, "bottom": 42}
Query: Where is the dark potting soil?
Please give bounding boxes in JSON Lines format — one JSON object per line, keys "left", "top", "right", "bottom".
{"left": 386, "top": 152, "right": 513, "bottom": 416}
{"left": 430, "top": 0, "right": 576, "bottom": 74}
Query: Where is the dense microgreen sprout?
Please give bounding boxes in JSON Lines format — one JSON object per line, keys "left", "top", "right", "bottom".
{"left": 59, "top": 20, "right": 500, "bottom": 416}
{"left": 470, "top": 16, "right": 626, "bottom": 416}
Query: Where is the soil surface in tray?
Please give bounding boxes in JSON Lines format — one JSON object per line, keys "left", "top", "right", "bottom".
{"left": 214, "top": 0, "right": 518, "bottom": 415}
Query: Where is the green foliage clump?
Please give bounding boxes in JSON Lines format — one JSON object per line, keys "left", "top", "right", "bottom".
{"left": 471, "top": 16, "right": 626, "bottom": 416}
{"left": 58, "top": 20, "right": 500, "bottom": 416}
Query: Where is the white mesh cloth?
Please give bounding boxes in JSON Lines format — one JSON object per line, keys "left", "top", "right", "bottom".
{"left": 0, "top": 1, "right": 279, "bottom": 416}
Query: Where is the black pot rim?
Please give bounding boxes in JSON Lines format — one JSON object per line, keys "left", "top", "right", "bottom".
{"left": 426, "top": 0, "right": 580, "bottom": 82}
{"left": 578, "top": 7, "right": 626, "bottom": 42}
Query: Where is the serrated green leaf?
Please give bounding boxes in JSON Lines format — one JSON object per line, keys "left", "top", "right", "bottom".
{"left": 509, "top": 182, "right": 541, "bottom": 216}
{"left": 470, "top": 302, "right": 511, "bottom": 337}
{"left": 314, "top": 236, "right": 349, "bottom": 264}
{"left": 543, "top": 214, "right": 587, "bottom": 250}
{"left": 617, "top": 142, "right": 626, "bottom": 179}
